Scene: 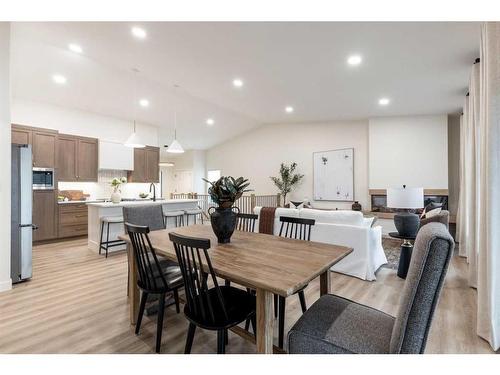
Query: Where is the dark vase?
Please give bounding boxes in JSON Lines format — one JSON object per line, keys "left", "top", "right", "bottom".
{"left": 208, "top": 206, "right": 240, "bottom": 243}
{"left": 352, "top": 201, "right": 362, "bottom": 211}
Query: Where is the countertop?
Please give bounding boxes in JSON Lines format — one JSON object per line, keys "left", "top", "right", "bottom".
{"left": 86, "top": 199, "right": 198, "bottom": 208}
{"left": 58, "top": 198, "right": 167, "bottom": 205}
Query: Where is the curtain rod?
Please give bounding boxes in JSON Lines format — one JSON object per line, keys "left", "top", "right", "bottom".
{"left": 474, "top": 57, "right": 480, "bottom": 64}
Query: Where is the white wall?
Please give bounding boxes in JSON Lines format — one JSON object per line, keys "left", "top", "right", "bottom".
{"left": 11, "top": 98, "right": 159, "bottom": 145}
{"left": 0, "top": 23, "right": 11, "bottom": 292}
{"left": 369, "top": 115, "right": 449, "bottom": 189}
{"left": 207, "top": 121, "right": 370, "bottom": 210}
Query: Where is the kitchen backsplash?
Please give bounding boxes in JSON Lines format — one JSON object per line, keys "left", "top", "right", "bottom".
{"left": 58, "top": 170, "right": 161, "bottom": 200}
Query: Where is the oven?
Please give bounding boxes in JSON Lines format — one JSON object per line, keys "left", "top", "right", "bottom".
{"left": 32, "top": 167, "right": 55, "bottom": 190}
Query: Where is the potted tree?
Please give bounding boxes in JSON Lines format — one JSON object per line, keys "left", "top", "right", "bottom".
{"left": 270, "top": 162, "right": 304, "bottom": 206}
{"left": 203, "top": 176, "right": 252, "bottom": 243}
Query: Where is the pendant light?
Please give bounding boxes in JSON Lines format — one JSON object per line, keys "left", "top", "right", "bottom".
{"left": 167, "top": 85, "right": 184, "bottom": 153}
{"left": 124, "top": 68, "right": 145, "bottom": 148}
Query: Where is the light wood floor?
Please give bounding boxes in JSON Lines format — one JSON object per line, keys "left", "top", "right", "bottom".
{"left": 0, "top": 238, "right": 494, "bottom": 354}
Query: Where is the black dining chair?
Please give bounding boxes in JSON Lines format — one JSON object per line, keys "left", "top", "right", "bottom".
{"left": 126, "top": 223, "right": 184, "bottom": 353}
{"left": 276, "top": 215, "right": 315, "bottom": 349}
{"left": 169, "top": 232, "right": 256, "bottom": 354}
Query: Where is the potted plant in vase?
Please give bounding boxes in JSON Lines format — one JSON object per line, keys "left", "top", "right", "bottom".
{"left": 110, "top": 177, "right": 127, "bottom": 203}
{"left": 270, "top": 162, "right": 304, "bottom": 207}
{"left": 203, "top": 176, "right": 252, "bottom": 243}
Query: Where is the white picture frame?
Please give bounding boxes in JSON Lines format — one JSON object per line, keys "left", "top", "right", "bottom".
{"left": 313, "top": 148, "right": 354, "bottom": 201}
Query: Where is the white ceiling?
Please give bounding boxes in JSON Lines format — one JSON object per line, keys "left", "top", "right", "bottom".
{"left": 11, "top": 22, "right": 480, "bottom": 149}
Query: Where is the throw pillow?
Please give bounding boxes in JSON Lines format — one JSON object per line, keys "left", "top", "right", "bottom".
{"left": 425, "top": 207, "right": 442, "bottom": 218}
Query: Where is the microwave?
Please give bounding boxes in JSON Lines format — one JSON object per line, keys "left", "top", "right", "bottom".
{"left": 32, "top": 167, "right": 55, "bottom": 190}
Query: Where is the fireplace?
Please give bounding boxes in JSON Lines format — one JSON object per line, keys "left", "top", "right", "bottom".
{"left": 370, "top": 189, "right": 448, "bottom": 214}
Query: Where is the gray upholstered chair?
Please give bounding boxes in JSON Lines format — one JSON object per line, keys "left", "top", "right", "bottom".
{"left": 122, "top": 204, "right": 165, "bottom": 231}
{"left": 288, "top": 222, "right": 454, "bottom": 354}
{"left": 419, "top": 210, "right": 449, "bottom": 230}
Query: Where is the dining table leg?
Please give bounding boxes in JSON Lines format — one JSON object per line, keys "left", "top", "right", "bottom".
{"left": 255, "top": 288, "right": 274, "bottom": 354}
{"left": 320, "top": 269, "right": 331, "bottom": 296}
{"left": 127, "top": 243, "right": 139, "bottom": 325}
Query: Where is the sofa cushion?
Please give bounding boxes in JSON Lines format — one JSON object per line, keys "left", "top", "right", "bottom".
{"left": 288, "top": 294, "right": 394, "bottom": 354}
{"left": 299, "top": 208, "right": 364, "bottom": 226}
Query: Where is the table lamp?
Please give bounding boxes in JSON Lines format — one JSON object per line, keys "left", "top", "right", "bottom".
{"left": 386, "top": 185, "right": 424, "bottom": 238}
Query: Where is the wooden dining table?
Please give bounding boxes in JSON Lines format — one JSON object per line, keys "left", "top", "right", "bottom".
{"left": 119, "top": 225, "right": 352, "bottom": 354}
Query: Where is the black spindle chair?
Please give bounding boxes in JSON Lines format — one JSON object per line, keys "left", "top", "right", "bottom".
{"left": 169, "top": 232, "right": 256, "bottom": 354}
{"left": 276, "top": 215, "right": 315, "bottom": 349}
{"left": 236, "top": 213, "right": 258, "bottom": 232}
{"left": 126, "top": 223, "right": 184, "bottom": 353}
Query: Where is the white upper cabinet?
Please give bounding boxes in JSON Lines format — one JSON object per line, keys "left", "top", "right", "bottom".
{"left": 98, "top": 140, "right": 134, "bottom": 170}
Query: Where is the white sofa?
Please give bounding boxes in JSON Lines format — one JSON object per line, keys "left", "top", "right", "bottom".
{"left": 253, "top": 207, "right": 387, "bottom": 281}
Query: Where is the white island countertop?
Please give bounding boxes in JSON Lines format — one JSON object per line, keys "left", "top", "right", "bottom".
{"left": 86, "top": 198, "right": 197, "bottom": 208}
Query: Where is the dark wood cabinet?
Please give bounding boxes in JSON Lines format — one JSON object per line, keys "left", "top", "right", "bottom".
{"left": 145, "top": 147, "right": 160, "bottom": 182}
{"left": 33, "top": 190, "right": 57, "bottom": 241}
{"left": 57, "top": 135, "right": 78, "bottom": 181}
{"left": 77, "top": 137, "right": 98, "bottom": 181}
{"left": 57, "top": 134, "right": 98, "bottom": 182}
{"left": 33, "top": 129, "right": 57, "bottom": 168}
{"left": 11, "top": 126, "right": 32, "bottom": 145}
{"left": 128, "top": 146, "right": 159, "bottom": 183}
{"left": 58, "top": 203, "right": 88, "bottom": 238}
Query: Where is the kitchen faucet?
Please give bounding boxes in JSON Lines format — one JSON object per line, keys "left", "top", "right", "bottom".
{"left": 149, "top": 183, "right": 156, "bottom": 202}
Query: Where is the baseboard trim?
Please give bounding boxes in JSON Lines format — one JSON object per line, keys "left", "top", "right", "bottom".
{"left": 0, "top": 278, "right": 12, "bottom": 293}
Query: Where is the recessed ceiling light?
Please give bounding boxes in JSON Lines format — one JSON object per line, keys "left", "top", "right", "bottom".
{"left": 285, "top": 106, "right": 294, "bottom": 113}
{"left": 347, "top": 55, "right": 362, "bottom": 66}
{"left": 68, "top": 43, "right": 83, "bottom": 54}
{"left": 52, "top": 74, "right": 67, "bottom": 85}
{"left": 206, "top": 118, "right": 215, "bottom": 126}
{"left": 131, "top": 26, "right": 147, "bottom": 39}
{"left": 232, "top": 78, "right": 244, "bottom": 88}
{"left": 378, "top": 98, "right": 390, "bottom": 106}
{"left": 139, "top": 99, "right": 150, "bottom": 107}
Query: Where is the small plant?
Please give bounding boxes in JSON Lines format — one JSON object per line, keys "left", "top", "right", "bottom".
{"left": 203, "top": 176, "right": 252, "bottom": 208}
{"left": 270, "top": 162, "right": 304, "bottom": 206}
{"left": 110, "top": 177, "right": 127, "bottom": 193}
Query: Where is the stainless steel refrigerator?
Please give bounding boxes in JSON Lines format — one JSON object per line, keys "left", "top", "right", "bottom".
{"left": 11, "top": 144, "right": 35, "bottom": 283}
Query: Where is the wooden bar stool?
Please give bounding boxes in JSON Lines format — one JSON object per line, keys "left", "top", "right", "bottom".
{"left": 99, "top": 216, "right": 126, "bottom": 258}
{"left": 163, "top": 210, "right": 185, "bottom": 228}
{"left": 184, "top": 208, "right": 204, "bottom": 225}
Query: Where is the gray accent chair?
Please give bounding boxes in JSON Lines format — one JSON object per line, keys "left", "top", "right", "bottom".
{"left": 288, "top": 222, "right": 454, "bottom": 354}
{"left": 122, "top": 204, "right": 165, "bottom": 231}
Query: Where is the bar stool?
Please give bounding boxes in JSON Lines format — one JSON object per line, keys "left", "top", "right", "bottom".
{"left": 99, "top": 216, "right": 126, "bottom": 258}
{"left": 184, "top": 208, "right": 204, "bottom": 225}
{"left": 163, "top": 210, "right": 185, "bottom": 228}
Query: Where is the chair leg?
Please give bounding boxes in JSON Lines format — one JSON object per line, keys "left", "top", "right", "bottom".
{"left": 224, "top": 329, "right": 229, "bottom": 346}
{"left": 298, "top": 290, "right": 307, "bottom": 313}
{"left": 217, "top": 329, "right": 225, "bottom": 354}
{"left": 173, "top": 288, "right": 180, "bottom": 314}
{"left": 224, "top": 280, "right": 231, "bottom": 287}
{"left": 278, "top": 296, "right": 286, "bottom": 349}
{"left": 201, "top": 213, "right": 204, "bottom": 224}
{"left": 244, "top": 317, "right": 251, "bottom": 331}
{"left": 105, "top": 222, "right": 110, "bottom": 258}
{"left": 99, "top": 221, "right": 104, "bottom": 255}
{"left": 135, "top": 291, "right": 148, "bottom": 334}
{"left": 274, "top": 294, "right": 278, "bottom": 318}
{"left": 155, "top": 293, "right": 166, "bottom": 353}
{"left": 184, "top": 322, "right": 197, "bottom": 354}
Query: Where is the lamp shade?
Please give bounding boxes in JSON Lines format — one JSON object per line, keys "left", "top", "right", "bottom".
{"left": 124, "top": 132, "right": 145, "bottom": 148}
{"left": 167, "top": 139, "right": 184, "bottom": 153}
{"left": 386, "top": 187, "right": 424, "bottom": 209}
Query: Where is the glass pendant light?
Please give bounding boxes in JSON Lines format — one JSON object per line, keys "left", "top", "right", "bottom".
{"left": 124, "top": 68, "right": 145, "bottom": 148}
{"left": 167, "top": 87, "right": 184, "bottom": 153}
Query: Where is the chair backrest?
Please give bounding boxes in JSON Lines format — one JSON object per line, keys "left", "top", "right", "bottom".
{"left": 237, "top": 213, "right": 258, "bottom": 232}
{"left": 389, "top": 222, "right": 455, "bottom": 353}
{"left": 125, "top": 223, "right": 168, "bottom": 292}
{"left": 168, "top": 232, "right": 229, "bottom": 324}
{"left": 123, "top": 204, "right": 165, "bottom": 231}
{"left": 279, "top": 216, "right": 315, "bottom": 241}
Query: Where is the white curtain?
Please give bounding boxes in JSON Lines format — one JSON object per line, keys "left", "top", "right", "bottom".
{"left": 458, "top": 22, "right": 500, "bottom": 351}
{"left": 475, "top": 22, "right": 500, "bottom": 351}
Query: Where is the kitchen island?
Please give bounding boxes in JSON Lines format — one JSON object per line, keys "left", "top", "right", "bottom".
{"left": 86, "top": 199, "right": 199, "bottom": 253}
